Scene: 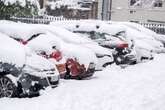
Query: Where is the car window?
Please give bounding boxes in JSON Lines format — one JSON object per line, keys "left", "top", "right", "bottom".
{"left": 27, "top": 33, "right": 44, "bottom": 42}
{"left": 74, "top": 31, "right": 107, "bottom": 40}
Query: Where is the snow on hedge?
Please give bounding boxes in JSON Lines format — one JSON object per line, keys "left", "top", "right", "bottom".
{"left": 46, "top": 0, "right": 95, "bottom": 10}
{"left": 2, "top": 0, "right": 39, "bottom": 7}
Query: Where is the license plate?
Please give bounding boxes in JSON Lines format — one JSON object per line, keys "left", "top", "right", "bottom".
{"left": 51, "top": 76, "right": 58, "bottom": 82}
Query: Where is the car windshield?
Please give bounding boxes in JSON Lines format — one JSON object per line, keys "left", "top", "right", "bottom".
{"left": 74, "top": 31, "right": 108, "bottom": 40}
{"left": 27, "top": 33, "right": 44, "bottom": 42}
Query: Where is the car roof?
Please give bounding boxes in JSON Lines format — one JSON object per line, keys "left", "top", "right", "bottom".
{"left": 0, "top": 32, "right": 26, "bottom": 68}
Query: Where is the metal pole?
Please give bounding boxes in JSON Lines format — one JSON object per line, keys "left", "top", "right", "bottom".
{"left": 109, "top": 0, "right": 112, "bottom": 20}
{"left": 102, "top": 0, "right": 105, "bottom": 20}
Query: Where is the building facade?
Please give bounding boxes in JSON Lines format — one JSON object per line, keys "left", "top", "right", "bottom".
{"left": 38, "top": 0, "right": 98, "bottom": 19}
{"left": 97, "top": 0, "right": 112, "bottom": 20}
{"left": 98, "top": 0, "right": 165, "bottom": 23}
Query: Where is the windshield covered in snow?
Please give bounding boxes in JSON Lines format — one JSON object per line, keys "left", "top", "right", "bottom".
{"left": 74, "top": 31, "right": 107, "bottom": 40}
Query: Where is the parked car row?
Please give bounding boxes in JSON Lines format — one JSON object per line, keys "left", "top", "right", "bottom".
{"left": 50, "top": 20, "right": 164, "bottom": 63}
{"left": 0, "top": 20, "right": 164, "bottom": 98}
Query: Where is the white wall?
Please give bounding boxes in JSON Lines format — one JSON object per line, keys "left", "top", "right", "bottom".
{"left": 97, "top": 0, "right": 103, "bottom": 19}
{"left": 110, "top": 0, "right": 165, "bottom": 22}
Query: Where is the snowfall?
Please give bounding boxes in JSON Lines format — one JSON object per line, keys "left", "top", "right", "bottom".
{"left": 0, "top": 53, "right": 165, "bottom": 110}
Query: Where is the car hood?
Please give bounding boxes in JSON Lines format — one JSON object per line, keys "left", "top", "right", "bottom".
{"left": 25, "top": 53, "right": 57, "bottom": 72}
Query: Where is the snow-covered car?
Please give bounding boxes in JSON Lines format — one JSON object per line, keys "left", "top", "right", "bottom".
{"left": 27, "top": 32, "right": 97, "bottom": 79}
{"left": 0, "top": 22, "right": 67, "bottom": 77}
{"left": 0, "top": 33, "right": 59, "bottom": 98}
{"left": 48, "top": 23, "right": 114, "bottom": 70}
{"left": 120, "top": 21, "right": 165, "bottom": 46}
{"left": 50, "top": 20, "right": 137, "bottom": 65}
{"left": 0, "top": 22, "right": 96, "bottom": 79}
{"left": 108, "top": 21, "right": 165, "bottom": 54}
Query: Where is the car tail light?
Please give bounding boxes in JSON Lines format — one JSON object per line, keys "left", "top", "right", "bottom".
{"left": 50, "top": 50, "right": 62, "bottom": 62}
{"left": 117, "top": 43, "right": 128, "bottom": 48}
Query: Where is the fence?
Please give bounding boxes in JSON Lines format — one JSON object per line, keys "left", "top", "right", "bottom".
{"left": 10, "top": 16, "right": 73, "bottom": 24}
{"left": 7, "top": 16, "right": 165, "bottom": 35}
{"left": 140, "top": 23, "right": 165, "bottom": 35}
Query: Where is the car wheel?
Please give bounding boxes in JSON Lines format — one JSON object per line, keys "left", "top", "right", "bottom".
{"left": 0, "top": 76, "right": 18, "bottom": 98}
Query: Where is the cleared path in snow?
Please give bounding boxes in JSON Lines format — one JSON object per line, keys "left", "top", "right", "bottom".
{"left": 1, "top": 54, "right": 165, "bottom": 110}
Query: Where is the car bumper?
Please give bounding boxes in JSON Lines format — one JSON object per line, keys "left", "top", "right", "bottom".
{"left": 123, "top": 55, "right": 137, "bottom": 65}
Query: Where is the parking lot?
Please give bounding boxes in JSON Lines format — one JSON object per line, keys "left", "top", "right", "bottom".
{"left": 1, "top": 54, "right": 165, "bottom": 110}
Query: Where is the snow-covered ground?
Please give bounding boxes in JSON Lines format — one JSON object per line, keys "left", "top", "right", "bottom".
{"left": 1, "top": 54, "right": 165, "bottom": 110}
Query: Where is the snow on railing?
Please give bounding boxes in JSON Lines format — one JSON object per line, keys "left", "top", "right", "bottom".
{"left": 10, "top": 16, "right": 76, "bottom": 24}
{"left": 8, "top": 16, "right": 165, "bottom": 35}
{"left": 140, "top": 23, "right": 165, "bottom": 34}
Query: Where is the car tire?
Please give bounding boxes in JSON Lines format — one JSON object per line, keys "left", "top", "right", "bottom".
{"left": 114, "top": 56, "right": 123, "bottom": 65}
{"left": 0, "top": 76, "right": 18, "bottom": 98}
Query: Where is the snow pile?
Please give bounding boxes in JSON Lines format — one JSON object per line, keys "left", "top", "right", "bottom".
{"left": 1, "top": 54, "right": 165, "bottom": 110}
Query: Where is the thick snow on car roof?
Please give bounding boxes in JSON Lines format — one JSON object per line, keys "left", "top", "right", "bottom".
{"left": 109, "top": 22, "right": 165, "bottom": 53}
{"left": 121, "top": 22, "right": 157, "bottom": 37}
{"left": 50, "top": 20, "right": 126, "bottom": 35}
{"left": 120, "top": 22, "right": 165, "bottom": 45}
{"left": 32, "top": 24, "right": 94, "bottom": 44}
{"left": 27, "top": 32, "right": 61, "bottom": 55}
{"left": 0, "top": 33, "right": 26, "bottom": 68}
{"left": 27, "top": 31, "right": 97, "bottom": 69}
{"left": 0, "top": 21, "right": 45, "bottom": 41}
{"left": 41, "top": 24, "right": 112, "bottom": 55}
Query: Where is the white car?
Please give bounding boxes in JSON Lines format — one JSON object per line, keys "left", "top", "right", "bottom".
{"left": 0, "top": 33, "right": 59, "bottom": 98}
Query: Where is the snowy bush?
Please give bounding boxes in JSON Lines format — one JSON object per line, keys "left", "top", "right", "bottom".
{"left": 0, "top": 0, "right": 39, "bottom": 19}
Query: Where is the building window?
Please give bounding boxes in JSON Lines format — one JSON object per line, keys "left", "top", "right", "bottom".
{"left": 129, "top": 0, "right": 142, "bottom": 7}
{"left": 130, "top": 10, "right": 136, "bottom": 14}
{"left": 154, "top": 0, "right": 163, "bottom": 7}
{"left": 130, "top": 0, "right": 137, "bottom": 6}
